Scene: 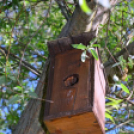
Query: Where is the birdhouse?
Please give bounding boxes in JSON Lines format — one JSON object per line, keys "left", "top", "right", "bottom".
{"left": 44, "top": 33, "right": 107, "bottom": 134}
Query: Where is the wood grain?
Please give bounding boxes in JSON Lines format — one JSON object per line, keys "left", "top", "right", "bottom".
{"left": 46, "top": 49, "right": 93, "bottom": 115}
{"left": 45, "top": 112, "right": 103, "bottom": 134}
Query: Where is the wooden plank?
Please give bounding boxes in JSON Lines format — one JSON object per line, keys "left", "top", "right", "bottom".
{"left": 47, "top": 32, "right": 96, "bottom": 57}
{"left": 45, "top": 112, "right": 103, "bottom": 134}
{"left": 44, "top": 58, "right": 55, "bottom": 116}
{"left": 58, "top": 37, "right": 73, "bottom": 53}
{"left": 48, "top": 49, "right": 93, "bottom": 116}
{"left": 93, "top": 48, "right": 105, "bottom": 133}
{"left": 44, "top": 107, "right": 92, "bottom": 120}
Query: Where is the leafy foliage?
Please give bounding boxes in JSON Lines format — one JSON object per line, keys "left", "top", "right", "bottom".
{"left": 0, "top": 0, "right": 66, "bottom": 133}
{"left": 0, "top": 0, "right": 134, "bottom": 134}
{"left": 72, "top": 43, "right": 98, "bottom": 61}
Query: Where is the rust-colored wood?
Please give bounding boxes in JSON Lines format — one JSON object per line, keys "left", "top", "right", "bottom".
{"left": 48, "top": 49, "right": 93, "bottom": 115}
{"left": 44, "top": 33, "right": 106, "bottom": 134}
{"left": 45, "top": 112, "right": 103, "bottom": 134}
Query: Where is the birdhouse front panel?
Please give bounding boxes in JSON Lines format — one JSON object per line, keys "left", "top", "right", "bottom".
{"left": 48, "top": 49, "right": 93, "bottom": 115}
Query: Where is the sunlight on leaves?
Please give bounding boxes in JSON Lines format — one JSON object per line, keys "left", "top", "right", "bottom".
{"left": 72, "top": 43, "right": 87, "bottom": 50}
{"left": 105, "top": 112, "right": 115, "bottom": 123}
{"left": 113, "top": 75, "right": 119, "bottom": 82}
{"left": 81, "top": 50, "right": 87, "bottom": 62}
{"left": 79, "top": 0, "right": 91, "bottom": 15}
{"left": 87, "top": 48, "right": 98, "bottom": 60}
{"left": 121, "top": 84, "right": 130, "bottom": 94}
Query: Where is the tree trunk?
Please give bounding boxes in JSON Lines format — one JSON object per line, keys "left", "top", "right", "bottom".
{"left": 13, "top": 1, "right": 119, "bottom": 134}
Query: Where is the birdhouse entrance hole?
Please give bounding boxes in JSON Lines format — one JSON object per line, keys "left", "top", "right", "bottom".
{"left": 63, "top": 74, "right": 79, "bottom": 87}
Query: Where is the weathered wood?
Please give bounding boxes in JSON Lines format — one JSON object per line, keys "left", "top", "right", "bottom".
{"left": 45, "top": 112, "right": 103, "bottom": 134}
{"left": 48, "top": 32, "right": 96, "bottom": 57}
{"left": 45, "top": 49, "right": 94, "bottom": 118}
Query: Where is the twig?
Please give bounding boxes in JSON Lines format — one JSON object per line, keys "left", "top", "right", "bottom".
{"left": 0, "top": 86, "right": 53, "bottom": 104}
{"left": 104, "top": 42, "right": 134, "bottom": 68}
{"left": 106, "top": 119, "right": 133, "bottom": 132}
{"left": 18, "top": 0, "right": 52, "bottom": 79}
{"left": 0, "top": 46, "right": 41, "bottom": 76}
{"left": 29, "top": 96, "right": 54, "bottom": 103}
{"left": 55, "top": 0, "right": 71, "bottom": 20}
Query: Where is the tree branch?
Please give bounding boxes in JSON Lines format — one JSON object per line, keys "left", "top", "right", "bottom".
{"left": 55, "top": 0, "right": 72, "bottom": 20}
{"left": 106, "top": 119, "right": 133, "bottom": 132}
{"left": 13, "top": 60, "right": 49, "bottom": 134}
{"left": 0, "top": 46, "right": 41, "bottom": 76}
{"left": 104, "top": 42, "right": 134, "bottom": 68}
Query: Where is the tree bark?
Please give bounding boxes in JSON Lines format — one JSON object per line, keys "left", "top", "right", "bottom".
{"left": 13, "top": 60, "right": 49, "bottom": 134}
{"left": 13, "top": 1, "right": 119, "bottom": 134}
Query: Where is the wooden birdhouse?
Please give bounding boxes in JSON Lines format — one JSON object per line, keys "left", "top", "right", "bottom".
{"left": 44, "top": 33, "right": 107, "bottom": 134}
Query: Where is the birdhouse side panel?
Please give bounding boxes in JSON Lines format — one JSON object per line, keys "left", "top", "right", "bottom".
{"left": 93, "top": 49, "right": 105, "bottom": 134}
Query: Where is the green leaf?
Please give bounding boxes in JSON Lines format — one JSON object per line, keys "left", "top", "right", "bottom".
{"left": 90, "top": 38, "right": 97, "bottom": 44}
{"left": 0, "top": 76, "right": 6, "bottom": 85}
{"left": 8, "top": 75, "right": 16, "bottom": 81}
{"left": 106, "top": 97, "right": 123, "bottom": 109}
{"left": 127, "top": 75, "right": 132, "bottom": 79}
{"left": 106, "top": 97, "right": 117, "bottom": 102}
{"left": 92, "top": 44, "right": 100, "bottom": 48}
{"left": 28, "top": 92, "right": 38, "bottom": 98}
{"left": 81, "top": 50, "right": 87, "bottom": 62}
{"left": 116, "top": 99, "right": 123, "bottom": 104}
{"left": 88, "top": 48, "right": 98, "bottom": 60}
{"left": 128, "top": 57, "right": 133, "bottom": 69}
{"left": 105, "top": 109, "right": 112, "bottom": 114}
{"left": 105, "top": 112, "right": 115, "bottom": 123}
{"left": 121, "top": 84, "right": 130, "bottom": 94}
{"left": 79, "top": 0, "right": 91, "bottom": 15}
{"left": 128, "top": 62, "right": 133, "bottom": 69}
{"left": 106, "top": 101, "right": 118, "bottom": 106}
{"left": 72, "top": 43, "right": 86, "bottom": 50}
{"left": 13, "top": 86, "right": 23, "bottom": 91}
{"left": 106, "top": 99, "right": 123, "bottom": 105}
{"left": 8, "top": 95, "right": 20, "bottom": 105}
{"left": 111, "top": 62, "right": 121, "bottom": 68}
{"left": 105, "top": 128, "right": 108, "bottom": 130}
